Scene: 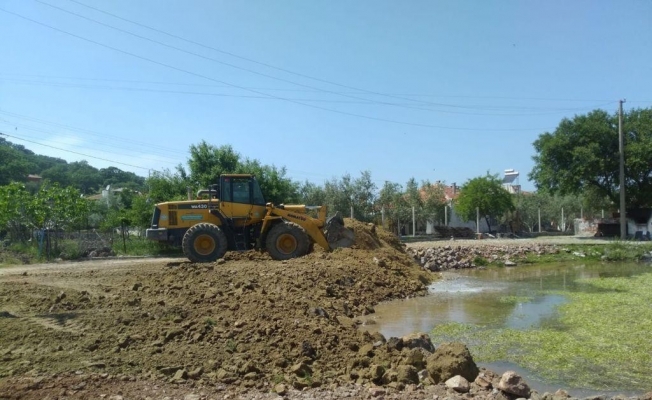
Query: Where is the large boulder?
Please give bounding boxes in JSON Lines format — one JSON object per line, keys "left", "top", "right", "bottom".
{"left": 425, "top": 342, "right": 479, "bottom": 384}
{"left": 497, "top": 370, "right": 531, "bottom": 398}
{"left": 401, "top": 332, "right": 435, "bottom": 353}
{"left": 396, "top": 365, "right": 419, "bottom": 384}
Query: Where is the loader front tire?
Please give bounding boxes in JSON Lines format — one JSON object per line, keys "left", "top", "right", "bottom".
{"left": 182, "top": 223, "right": 228, "bottom": 263}
{"left": 266, "top": 222, "right": 310, "bottom": 261}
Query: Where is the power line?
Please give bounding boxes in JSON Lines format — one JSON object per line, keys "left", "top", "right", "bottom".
{"left": 63, "top": 0, "right": 470, "bottom": 108}
{"left": 0, "top": 73, "right": 620, "bottom": 103}
{"left": 0, "top": 131, "right": 155, "bottom": 171}
{"left": 1, "top": 78, "right": 613, "bottom": 116}
{"left": 36, "top": 0, "right": 455, "bottom": 114}
{"left": 0, "top": 110, "right": 190, "bottom": 157}
{"left": 0, "top": 120, "right": 183, "bottom": 166}
{"left": 45, "top": 0, "right": 610, "bottom": 115}
{"left": 0, "top": 6, "right": 552, "bottom": 131}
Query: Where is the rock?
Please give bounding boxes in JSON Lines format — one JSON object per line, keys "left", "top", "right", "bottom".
{"left": 554, "top": 389, "right": 570, "bottom": 398}
{"left": 401, "top": 348, "right": 425, "bottom": 369}
{"left": 426, "top": 342, "right": 479, "bottom": 384}
{"left": 497, "top": 370, "right": 531, "bottom": 398}
{"left": 369, "top": 364, "right": 385, "bottom": 382}
{"left": 504, "top": 260, "right": 517, "bottom": 267}
{"left": 386, "top": 337, "right": 404, "bottom": 351}
{"left": 312, "top": 307, "right": 329, "bottom": 319}
{"left": 474, "top": 371, "right": 494, "bottom": 389}
{"left": 396, "top": 365, "right": 419, "bottom": 384}
{"left": 108, "top": 396, "right": 124, "bottom": 400}
{"left": 401, "top": 332, "right": 435, "bottom": 353}
{"left": 188, "top": 366, "right": 203, "bottom": 379}
{"left": 336, "top": 315, "right": 356, "bottom": 328}
{"left": 301, "top": 341, "right": 317, "bottom": 359}
{"left": 164, "top": 329, "right": 184, "bottom": 343}
{"left": 290, "top": 362, "right": 312, "bottom": 377}
{"left": 183, "top": 395, "right": 201, "bottom": 400}
{"left": 274, "top": 383, "right": 287, "bottom": 395}
{"left": 358, "top": 343, "right": 374, "bottom": 357}
{"left": 369, "top": 387, "right": 386, "bottom": 397}
{"left": 132, "top": 283, "right": 142, "bottom": 291}
{"left": 159, "top": 366, "right": 183, "bottom": 376}
{"left": 55, "top": 292, "right": 66, "bottom": 303}
{"left": 445, "top": 375, "right": 470, "bottom": 393}
{"left": 173, "top": 369, "right": 188, "bottom": 381}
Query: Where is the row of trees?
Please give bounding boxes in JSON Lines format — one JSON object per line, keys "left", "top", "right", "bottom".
{"left": 2, "top": 105, "right": 650, "bottom": 242}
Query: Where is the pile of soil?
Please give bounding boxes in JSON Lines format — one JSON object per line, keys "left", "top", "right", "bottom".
{"left": 0, "top": 220, "right": 436, "bottom": 398}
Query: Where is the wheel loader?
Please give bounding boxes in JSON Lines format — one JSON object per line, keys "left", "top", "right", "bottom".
{"left": 145, "top": 174, "right": 355, "bottom": 262}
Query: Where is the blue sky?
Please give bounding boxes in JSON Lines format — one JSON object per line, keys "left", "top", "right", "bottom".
{"left": 1, "top": 0, "right": 651, "bottom": 191}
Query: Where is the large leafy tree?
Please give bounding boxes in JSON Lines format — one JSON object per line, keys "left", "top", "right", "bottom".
{"left": 187, "top": 141, "right": 240, "bottom": 188}
{"left": 420, "top": 180, "right": 446, "bottom": 225}
{"left": 455, "top": 173, "right": 514, "bottom": 232}
{"left": 529, "top": 107, "right": 652, "bottom": 208}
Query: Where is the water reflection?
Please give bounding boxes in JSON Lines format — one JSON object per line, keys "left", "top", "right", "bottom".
{"left": 360, "top": 262, "right": 649, "bottom": 396}
{"left": 363, "top": 262, "right": 647, "bottom": 339}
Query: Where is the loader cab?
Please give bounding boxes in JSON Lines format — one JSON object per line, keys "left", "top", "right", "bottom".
{"left": 218, "top": 174, "right": 267, "bottom": 218}
{"left": 219, "top": 175, "right": 266, "bottom": 205}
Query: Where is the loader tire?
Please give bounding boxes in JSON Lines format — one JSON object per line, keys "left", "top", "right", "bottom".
{"left": 266, "top": 221, "right": 310, "bottom": 261}
{"left": 182, "top": 223, "right": 228, "bottom": 263}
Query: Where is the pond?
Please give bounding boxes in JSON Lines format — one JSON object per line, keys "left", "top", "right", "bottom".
{"left": 361, "top": 262, "right": 652, "bottom": 397}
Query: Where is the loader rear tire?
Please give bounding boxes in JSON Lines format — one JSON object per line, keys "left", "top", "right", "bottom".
{"left": 182, "top": 223, "right": 228, "bottom": 263}
{"left": 266, "top": 222, "right": 310, "bottom": 261}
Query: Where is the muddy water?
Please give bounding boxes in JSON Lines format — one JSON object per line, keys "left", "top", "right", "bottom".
{"left": 361, "top": 262, "right": 650, "bottom": 396}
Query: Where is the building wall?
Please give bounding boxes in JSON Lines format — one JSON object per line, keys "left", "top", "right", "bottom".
{"left": 425, "top": 203, "right": 490, "bottom": 233}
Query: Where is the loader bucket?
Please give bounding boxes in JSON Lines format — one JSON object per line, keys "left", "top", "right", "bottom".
{"left": 324, "top": 212, "right": 355, "bottom": 249}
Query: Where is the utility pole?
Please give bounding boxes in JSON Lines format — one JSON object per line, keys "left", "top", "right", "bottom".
{"left": 619, "top": 99, "right": 626, "bottom": 240}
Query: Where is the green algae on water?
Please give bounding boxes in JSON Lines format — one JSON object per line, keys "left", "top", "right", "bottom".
{"left": 430, "top": 271, "right": 652, "bottom": 391}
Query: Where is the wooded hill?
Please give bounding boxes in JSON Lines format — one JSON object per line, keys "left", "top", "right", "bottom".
{"left": 0, "top": 137, "right": 145, "bottom": 194}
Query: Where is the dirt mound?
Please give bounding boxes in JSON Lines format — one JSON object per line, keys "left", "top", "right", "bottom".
{"left": 0, "top": 225, "right": 434, "bottom": 397}
{"left": 344, "top": 218, "right": 405, "bottom": 252}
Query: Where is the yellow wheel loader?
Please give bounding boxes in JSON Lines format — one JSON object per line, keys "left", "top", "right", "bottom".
{"left": 145, "top": 174, "right": 355, "bottom": 262}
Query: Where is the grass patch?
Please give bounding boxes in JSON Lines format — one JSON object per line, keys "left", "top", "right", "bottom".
{"left": 520, "top": 242, "right": 652, "bottom": 265}
{"left": 430, "top": 271, "right": 652, "bottom": 391}
{"left": 473, "top": 256, "right": 489, "bottom": 266}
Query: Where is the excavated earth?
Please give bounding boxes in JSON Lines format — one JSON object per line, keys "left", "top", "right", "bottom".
{"left": 2, "top": 222, "right": 648, "bottom": 400}
{"left": 0, "top": 220, "right": 447, "bottom": 399}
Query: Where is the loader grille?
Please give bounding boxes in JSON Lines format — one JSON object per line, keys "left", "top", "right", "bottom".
{"left": 169, "top": 211, "right": 178, "bottom": 226}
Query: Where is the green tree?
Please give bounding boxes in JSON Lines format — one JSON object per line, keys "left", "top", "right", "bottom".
{"left": 376, "top": 181, "right": 409, "bottom": 233}
{"left": 188, "top": 141, "right": 240, "bottom": 188}
{"left": 0, "top": 183, "right": 33, "bottom": 240}
{"left": 351, "top": 171, "right": 377, "bottom": 222}
{"left": 145, "top": 168, "right": 189, "bottom": 203}
{"left": 0, "top": 143, "right": 36, "bottom": 185}
{"left": 237, "top": 158, "right": 299, "bottom": 204}
{"left": 420, "top": 180, "right": 446, "bottom": 226}
{"left": 530, "top": 107, "right": 652, "bottom": 208}
{"left": 298, "top": 181, "right": 326, "bottom": 206}
{"left": 455, "top": 173, "right": 514, "bottom": 232}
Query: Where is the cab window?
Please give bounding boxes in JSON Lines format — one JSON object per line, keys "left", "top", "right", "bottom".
{"left": 252, "top": 179, "right": 266, "bottom": 205}
{"left": 232, "top": 178, "right": 250, "bottom": 204}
